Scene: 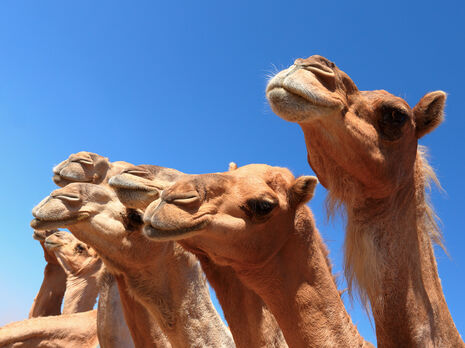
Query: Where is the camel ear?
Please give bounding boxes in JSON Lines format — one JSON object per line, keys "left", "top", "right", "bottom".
{"left": 413, "top": 91, "right": 446, "bottom": 139}
{"left": 289, "top": 176, "right": 318, "bottom": 206}
{"left": 228, "top": 162, "right": 238, "bottom": 171}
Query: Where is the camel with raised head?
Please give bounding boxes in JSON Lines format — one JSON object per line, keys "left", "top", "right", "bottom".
{"left": 109, "top": 165, "right": 288, "bottom": 347}
{"left": 52, "top": 151, "right": 131, "bottom": 187}
{"left": 142, "top": 164, "right": 373, "bottom": 348}
{"left": 266, "top": 54, "right": 464, "bottom": 347}
{"left": 44, "top": 231, "right": 102, "bottom": 314}
{"left": 53, "top": 152, "right": 172, "bottom": 347}
{"left": 31, "top": 183, "right": 234, "bottom": 348}
{"left": 29, "top": 230, "right": 67, "bottom": 318}
{"left": 0, "top": 310, "right": 98, "bottom": 348}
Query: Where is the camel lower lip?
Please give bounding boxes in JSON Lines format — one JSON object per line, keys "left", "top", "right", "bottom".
{"left": 31, "top": 214, "right": 90, "bottom": 230}
{"left": 143, "top": 220, "right": 209, "bottom": 241}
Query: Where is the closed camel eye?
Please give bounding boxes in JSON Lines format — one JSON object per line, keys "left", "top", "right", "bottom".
{"left": 72, "top": 158, "right": 93, "bottom": 165}
{"left": 53, "top": 194, "right": 81, "bottom": 202}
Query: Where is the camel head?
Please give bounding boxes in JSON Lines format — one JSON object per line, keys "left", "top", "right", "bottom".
{"left": 53, "top": 152, "right": 111, "bottom": 187}
{"left": 31, "top": 183, "right": 151, "bottom": 270}
{"left": 143, "top": 164, "right": 317, "bottom": 266}
{"left": 266, "top": 55, "right": 446, "bottom": 199}
{"left": 33, "top": 229, "right": 61, "bottom": 264}
{"left": 32, "top": 229, "right": 59, "bottom": 242}
{"left": 44, "top": 231, "right": 99, "bottom": 276}
{"left": 108, "top": 164, "right": 183, "bottom": 210}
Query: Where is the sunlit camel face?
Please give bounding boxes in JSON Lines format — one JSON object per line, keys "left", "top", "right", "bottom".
{"left": 44, "top": 231, "right": 98, "bottom": 275}
{"left": 31, "top": 183, "right": 116, "bottom": 231}
{"left": 267, "top": 55, "right": 446, "bottom": 197}
{"left": 53, "top": 151, "right": 110, "bottom": 187}
{"left": 143, "top": 164, "right": 317, "bottom": 266}
{"left": 108, "top": 164, "right": 183, "bottom": 210}
{"left": 31, "top": 183, "right": 150, "bottom": 269}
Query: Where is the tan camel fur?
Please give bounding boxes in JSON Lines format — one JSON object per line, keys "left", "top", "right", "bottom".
{"left": 0, "top": 310, "right": 98, "bottom": 348}
{"left": 142, "top": 164, "right": 373, "bottom": 348}
{"left": 53, "top": 154, "right": 173, "bottom": 347}
{"left": 29, "top": 230, "right": 67, "bottom": 318}
{"left": 113, "top": 273, "right": 172, "bottom": 348}
{"left": 97, "top": 270, "right": 135, "bottom": 348}
{"left": 109, "top": 166, "right": 288, "bottom": 348}
{"left": 44, "top": 231, "right": 102, "bottom": 314}
{"left": 31, "top": 183, "right": 234, "bottom": 348}
{"left": 266, "top": 54, "right": 464, "bottom": 347}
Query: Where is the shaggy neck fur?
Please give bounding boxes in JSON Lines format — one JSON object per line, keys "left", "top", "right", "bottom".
{"left": 234, "top": 206, "right": 371, "bottom": 348}
{"left": 341, "top": 152, "right": 464, "bottom": 347}
{"left": 182, "top": 244, "right": 288, "bottom": 348}
{"left": 0, "top": 310, "right": 98, "bottom": 348}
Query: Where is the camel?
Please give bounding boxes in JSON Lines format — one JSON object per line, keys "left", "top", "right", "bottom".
{"left": 142, "top": 164, "right": 373, "bottom": 348}
{"left": 29, "top": 230, "right": 67, "bottom": 318}
{"left": 43, "top": 231, "right": 102, "bottom": 314}
{"left": 53, "top": 153, "right": 174, "bottom": 347}
{"left": 52, "top": 151, "right": 132, "bottom": 187}
{"left": 0, "top": 310, "right": 98, "bottom": 348}
{"left": 109, "top": 166, "right": 288, "bottom": 347}
{"left": 266, "top": 54, "right": 464, "bottom": 347}
{"left": 31, "top": 183, "right": 235, "bottom": 348}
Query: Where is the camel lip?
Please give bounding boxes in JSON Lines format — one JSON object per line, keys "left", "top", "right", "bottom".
{"left": 142, "top": 219, "right": 209, "bottom": 241}
{"left": 30, "top": 213, "right": 90, "bottom": 230}
{"left": 43, "top": 241, "right": 62, "bottom": 250}
{"left": 108, "top": 175, "right": 158, "bottom": 192}
{"left": 267, "top": 84, "right": 340, "bottom": 110}
{"left": 32, "top": 230, "right": 55, "bottom": 241}
{"left": 53, "top": 174, "right": 93, "bottom": 184}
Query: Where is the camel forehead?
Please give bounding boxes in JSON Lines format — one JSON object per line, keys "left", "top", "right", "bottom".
{"left": 359, "top": 90, "right": 411, "bottom": 110}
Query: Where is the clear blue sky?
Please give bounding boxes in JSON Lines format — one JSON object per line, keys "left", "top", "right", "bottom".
{"left": 0, "top": 1, "right": 464, "bottom": 345}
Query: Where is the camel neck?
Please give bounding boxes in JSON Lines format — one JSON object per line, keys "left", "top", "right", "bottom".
{"left": 29, "top": 262, "right": 67, "bottom": 318}
{"left": 121, "top": 242, "right": 234, "bottom": 348}
{"left": 97, "top": 271, "right": 134, "bottom": 348}
{"left": 235, "top": 206, "right": 368, "bottom": 348}
{"left": 113, "top": 274, "right": 171, "bottom": 348}
{"left": 345, "top": 172, "right": 464, "bottom": 347}
{"left": 183, "top": 246, "right": 288, "bottom": 348}
{"left": 62, "top": 261, "right": 101, "bottom": 314}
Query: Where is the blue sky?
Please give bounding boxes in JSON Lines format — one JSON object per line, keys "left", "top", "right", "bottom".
{"left": 0, "top": 0, "right": 464, "bottom": 345}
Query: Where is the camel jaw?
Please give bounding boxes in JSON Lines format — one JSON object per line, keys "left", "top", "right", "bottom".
{"left": 142, "top": 220, "right": 209, "bottom": 241}
{"left": 31, "top": 213, "right": 90, "bottom": 230}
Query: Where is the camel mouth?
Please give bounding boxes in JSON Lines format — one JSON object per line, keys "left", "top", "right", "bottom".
{"left": 53, "top": 174, "right": 93, "bottom": 185}
{"left": 30, "top": 213, "right": 90, "bottom": 230}
{"left": 108, "top": 175, "right": 160, "bottom": 192}
{"left": 32, "top": 230, "right": 57, "bottom": 241}
{"left": 43, "top": 241, "right": 62, "bottom": 250}
{"left": 143, "top": 219, "right": 209, "bottom": 241}
{"left": 266, "top": 83, "right": 340, "bottom": 110}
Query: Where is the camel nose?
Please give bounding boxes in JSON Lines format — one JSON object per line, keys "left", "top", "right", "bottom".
{"left": 32, "top": 196, "right": 51, "bottom": 217}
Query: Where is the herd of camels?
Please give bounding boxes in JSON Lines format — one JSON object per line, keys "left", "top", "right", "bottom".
{"left": 0, "top": 55, "right": 462, "bottom": 348}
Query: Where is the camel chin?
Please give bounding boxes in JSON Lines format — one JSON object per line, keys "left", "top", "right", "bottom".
{"left": 31, "top": 214, "right": 90, "bottom": 230}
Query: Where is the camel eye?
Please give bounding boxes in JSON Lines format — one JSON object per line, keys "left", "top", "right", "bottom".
{"left": 245, "top": 199, "right": 277, "bottom": 217}
{"left": 382, "top": 109, "right": 408, "bottom": 127}
{"left": 379, "top": 107, "right": 409, "bottom": 141}
{"left": 71, "top": 158, "right": 93, "bottom": 165}
{"left": 75, "top": 244, "right": 86, "bottom": 253}
{"left": 53, "top": 194, "right": 81, "bottom": 202}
